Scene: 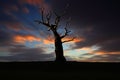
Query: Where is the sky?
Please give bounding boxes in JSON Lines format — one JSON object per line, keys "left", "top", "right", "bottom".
{"left": 0, "top": 0, "right": 120, "bottom": 62}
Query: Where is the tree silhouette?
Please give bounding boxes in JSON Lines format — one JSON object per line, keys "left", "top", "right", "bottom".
{"left": 35, "top": 7, "right": 74, "bottom": 62}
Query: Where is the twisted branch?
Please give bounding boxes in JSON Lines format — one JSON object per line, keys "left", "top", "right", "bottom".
{"left": 61, "top": 27, "right": 71, "bottom": 39}
{"left": 62, "top": 37, "right": 75, "bottom": 43}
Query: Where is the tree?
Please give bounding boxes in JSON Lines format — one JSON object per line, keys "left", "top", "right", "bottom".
{"left": 35, "top": 8, "right": 74, "bottom": 62}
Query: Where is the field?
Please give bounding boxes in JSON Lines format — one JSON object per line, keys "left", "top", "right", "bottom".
{"left": 0, "top": 62, "right": 120, "bottom": 80}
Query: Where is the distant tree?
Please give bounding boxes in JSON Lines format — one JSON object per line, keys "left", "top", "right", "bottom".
{"left": 35, "top": 7, "right": 74, "bottom": 62}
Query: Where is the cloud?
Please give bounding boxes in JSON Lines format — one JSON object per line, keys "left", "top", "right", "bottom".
{"left": 22, "top": 7, "right": 29, "bottom": 14}
{"left": 2, "top": 4, "right": 19, "bottom": 13}
{"left": 0, "top": 47, "right": 55, "bottom": 61}
{"left": 65, "top": 56, "right": 77, "bottom": 61}
{"left": 0, "top": 2, "right": 33, "bottom": 32}
{"left": 42, "top": 35, "right": 84, "bottom": 45}
{"left": 1, "top": 20, "right": 37, "bottom": 32}
{"left": 0, "top": 30, "right": 55, "bottom": 61}
{"left": 94, "top": 51, "right": 120, "bottom": 55}
{"left": 20, "top": 0, "right": 45, "bottom": 6}
{"left": 50, "top": 0, "right": 120, "bottom": 61}
{"left": 0, "top": 28, "right": 41, "bottom": 48}
{"left": 0, "top": 0, "right": 120, "bottom": 62}
{"left": 19, "top": 0, "right": 51, "bottom": 11}
{"left": 4, "top": 22, "right": 25, "bottom": 31}
{"left": 13, "top": 35, "right": 41, "bottom": 44}
{"left": 50, "top": 0, "right": 120, "bottom": 53}
{"left": 73, "top": 24, "right": 120, "bottom": 53}
{"left": 82, "top": 54, "right": 120, "bottom": 62}
{"left": 62, "top": 37, "right": 84, "bottom": 43}
{"left": 0, "top": 0, "right": 29, "bottom": 13}
{"left": 0, "top": 29, "right": 14, "bottom": 47}
{"left": 43, "top": 39, "right": 53, "bottom": 45}
{"left": 98, "top": 39, "right": 120, "bottom": 52}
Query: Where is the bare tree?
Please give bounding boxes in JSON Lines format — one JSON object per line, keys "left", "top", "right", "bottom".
{"left": 35, "top": 8, "right": 74, "bottom": 62}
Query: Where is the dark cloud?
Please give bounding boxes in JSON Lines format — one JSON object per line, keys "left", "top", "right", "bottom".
{"left": 73, "top": 22, "right": 120, "bottom": 52}
{"left": 98, "top": 39, "right": 120, "bottom": 52}
{"left": 0, "top": 0, "right": 54, "bottom": 61}
{"left": 50, "top": 0, "right": 120, "bottom": 52}
{"left": 0, "top": 29, "right": 39, "bottom": 47}
{"left": 0, "top": 29, "right": 13, "bottom": 46}
{"left": 85, "top": 54, "right": 120, "bottom": 62}
{"left": 51, "top": 0, "right": 120, "bottom": 25}
{"left": 77, "top": 53, "right": 120, "bottom": 62}
{"left": 0, "top": 52, "right": 54, "bottom": 61}
{"left": 0, "top": 47, "right": 55, "bottom": 61}
{"left": 0, "top": 32, "right": 55, "bottom": 61}
{"left": 0, "top": 0, "right": 41, "bottom": 32}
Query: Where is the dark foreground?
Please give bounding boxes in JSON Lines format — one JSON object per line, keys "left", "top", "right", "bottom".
{"left": 0, "top": 61, "right": 120, "bottom": 80}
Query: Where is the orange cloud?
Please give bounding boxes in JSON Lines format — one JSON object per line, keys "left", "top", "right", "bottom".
{"left": 43, "top": 36, "right": 54, "bottom": 44}
{"left": 13, "top": 34, "right": 84, "bottom": 45}
{"left": 14, "top": 35, "right": 41, "bottom": 43}
{"left": 42, "top": 37, "right": 84, "bottom": 45}
{"left": 62, "top": 37, "right": 84, "bottom": 43}
{"left": 94, "top": 51, "right": 120, "bottom": 55}
{"left": 43, "top": 39, "right": 54, "bottom": 44}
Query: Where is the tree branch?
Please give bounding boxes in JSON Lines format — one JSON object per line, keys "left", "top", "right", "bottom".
{"left": 34, "top": 5, "right": 70, "bottom": 32}
{"left": 46, "top": 12, "right": 52, "bottom": 25}
{"left": 40, "top": 8, "right": 45, "bottom": 22}
{"left": 61, "top": 27, "right": 71, "bottom": 38}
{"left": 34, "top": 8, "right": 53, "bottom": 29}
{"left": 54, "top": 10, "right": 67, "bottom": 29}
{"left": 62, "top": 37, "right": 75, "bottom": 43}
{"left": 54, "top": 11, "right": 61, "bottom": 28}
{"left": 34, "top": 7, "right": 52, "bottom": 28}
{"left": 34, "top": 20, "right": 51, "bottom": 27}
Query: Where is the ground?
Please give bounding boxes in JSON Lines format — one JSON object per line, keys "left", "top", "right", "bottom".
{"left": 0, "top": 61, "right": 120, "bottom": 80}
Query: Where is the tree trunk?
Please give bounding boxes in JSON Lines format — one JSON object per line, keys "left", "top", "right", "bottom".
{"left": 53, "top": 31, "right": 66, "bottom": 62}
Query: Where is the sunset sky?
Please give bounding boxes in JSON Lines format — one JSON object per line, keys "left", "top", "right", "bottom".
{"left": 0, "top": 0, "right": 120, "bottom": 62}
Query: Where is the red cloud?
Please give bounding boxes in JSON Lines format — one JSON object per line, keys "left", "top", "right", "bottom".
{"left": 20, "top": 0, "right": 48, "bottom": 7}
{"left": 1, "top": 21, "right": 32, "bottom": 32}
{"left": 5, "top": 22, "right": 23, "bottom": 31}
{"left": 21, "top": 0, "right": 44, "bottom": 6}
{"left": 19, "top": 0, "right": 51, "bottom": 12}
